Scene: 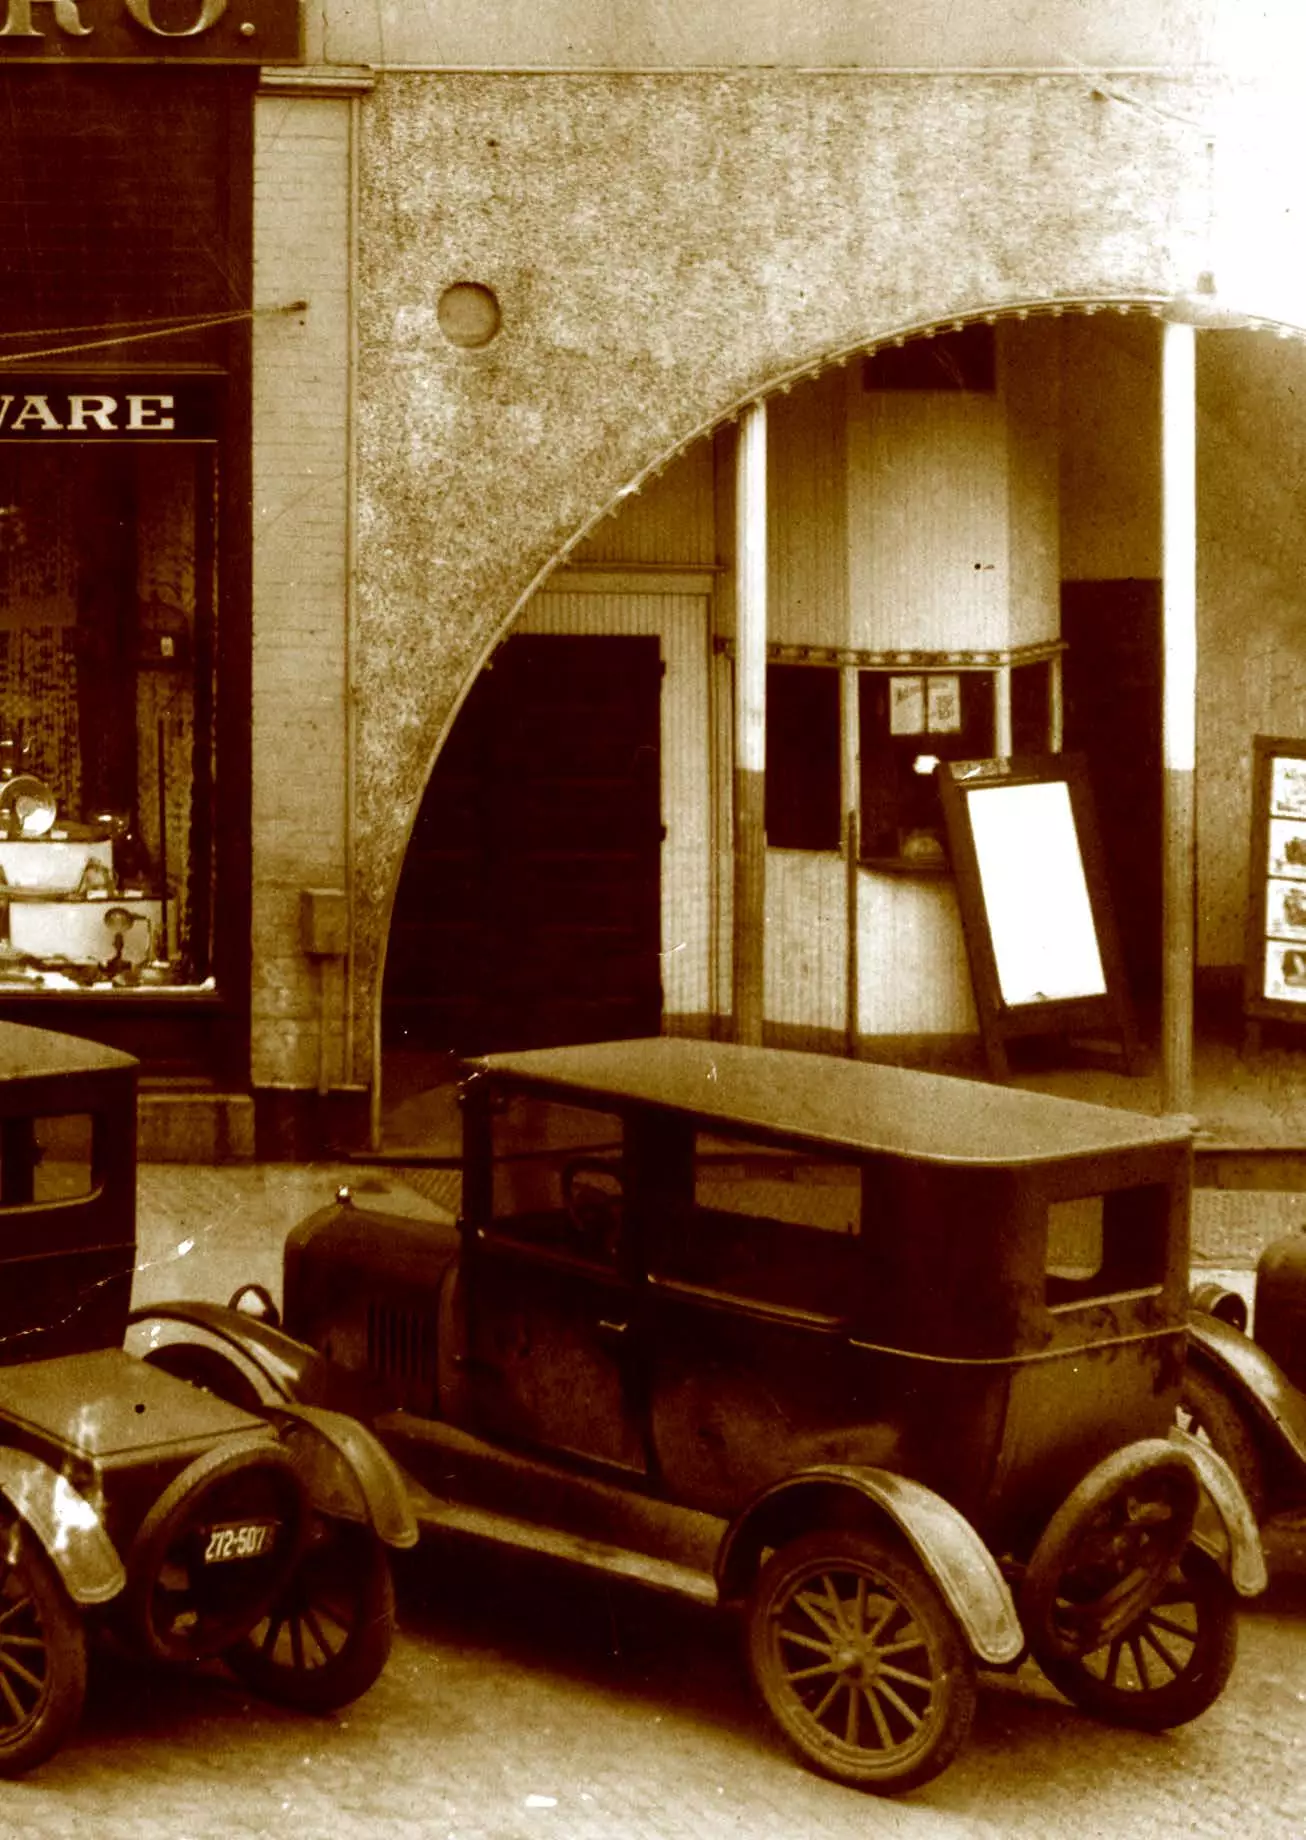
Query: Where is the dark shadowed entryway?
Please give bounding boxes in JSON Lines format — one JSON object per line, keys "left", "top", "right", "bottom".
{"left": 383, "top": 633, "right": 664, "bottom": 1059}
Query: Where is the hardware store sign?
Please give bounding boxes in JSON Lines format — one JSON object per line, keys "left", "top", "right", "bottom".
{"left": 0, "top": 0, "right": 300, "bottom": 60}
{"left": 0, "top": 381, "right": 220, "bottom": 439}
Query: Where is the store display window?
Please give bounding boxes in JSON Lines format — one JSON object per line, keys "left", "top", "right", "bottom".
{"left": 0, "top": 437, "right": 216, "bottom": 993}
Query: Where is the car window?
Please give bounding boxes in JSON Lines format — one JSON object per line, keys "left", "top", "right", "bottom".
{"left": 0, "top": 1113, "right": 95, "bottom": 1207}
{"left": 488, "top": 1095, "right": 625, "bottom": 1266}
{"left": 1045, "top": 1183, "right": 1168, "bottom": 1309}
{"left": 647, "top": 1136, "right": 862, "bottom": 1319}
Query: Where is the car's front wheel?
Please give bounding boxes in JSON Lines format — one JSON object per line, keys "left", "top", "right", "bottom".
{"left": 746, "top": 1528, "right": 976, "bottom": 1795}
{"left": 224, "top": 1517, "right": 394, "bottom": 1714}
{"left": 0, "top": 1519, "right": 87, "bottom": 1777}
{"left": 1036, "top": 1545, "right": 1237, "bottom": 1730}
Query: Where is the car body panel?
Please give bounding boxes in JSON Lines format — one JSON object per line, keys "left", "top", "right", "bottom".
{"left": 275, "top": 1040, "right": 1247, "bottom": 1653}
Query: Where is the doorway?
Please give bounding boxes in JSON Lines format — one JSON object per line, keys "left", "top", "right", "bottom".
{"left": 383, "top": 633, "right": 665, "bottom": 1058}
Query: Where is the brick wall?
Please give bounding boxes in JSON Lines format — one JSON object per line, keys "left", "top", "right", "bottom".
{"left": 250, "top": 84, "right": 355, "bottom": 1093}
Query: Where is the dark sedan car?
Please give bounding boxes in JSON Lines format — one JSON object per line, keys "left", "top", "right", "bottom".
{"left": 144, "top": 1037, "right": 1264, "bottom": 1795}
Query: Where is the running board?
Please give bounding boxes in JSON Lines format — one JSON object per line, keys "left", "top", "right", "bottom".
{"left": 405, "top": 1479, "right": 720, "bottom": 1605}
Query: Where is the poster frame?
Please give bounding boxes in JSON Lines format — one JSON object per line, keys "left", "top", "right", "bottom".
{"left": 1243, "top": 734, "right": 1306, "bottom": 1045}
{"left": 938, "top": 753, "right": 1140, "bottom": 1080}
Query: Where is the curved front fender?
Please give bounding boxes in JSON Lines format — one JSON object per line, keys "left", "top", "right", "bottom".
{"left": 273, "top": 1405, "right": 418, "bottom": 1550}
{"left": 128, "top": 1299, "right": 332, "bottom": 1408}
{"left": 1170, "top": 1426, "right": 1267, "bottom": 1597}
{"left": 0, "top": 1450, "right": 124, "bottom": 1607}
{"left": 1188, "top": 1313, "right": 1306, "bottom": 1472}
{"left": 718, "top": 1465, "right": 1023, "bottom": 1666}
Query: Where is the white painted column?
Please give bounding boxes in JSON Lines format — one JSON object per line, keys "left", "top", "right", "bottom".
{"left": 1161, "top": 321, "right": 1198, "bottom": 1116}
{"left": 733, "top": 401, "right": 768, "bottom": 1045}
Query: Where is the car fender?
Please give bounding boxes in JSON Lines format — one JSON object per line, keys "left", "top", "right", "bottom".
{"left": 716, "top": 1465, "right": 1023, "bottom": 1666}
{"left": 272, "top": 1404, "right": 419, "bottom": 1550}
{"left": 1188, "top": 1312, "right": 1306, "bottom": 1473}
{"left": 1170, "top": 1426, "right": 1268, "bottom": 1597}
{"left": 0, "top": 1449, "right": 125, "bottom": 1607}
{"left": 128, "top": 1298, "right": 332, "bottom": 1408}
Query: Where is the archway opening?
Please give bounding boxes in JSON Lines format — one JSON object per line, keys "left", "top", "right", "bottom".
{"left": 378, "top": 303, "right": 1306, "bottom": 1160}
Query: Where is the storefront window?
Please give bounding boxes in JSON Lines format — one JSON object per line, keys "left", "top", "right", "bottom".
{"left": 0, "top": 432, "right": 215, "bottom": 993}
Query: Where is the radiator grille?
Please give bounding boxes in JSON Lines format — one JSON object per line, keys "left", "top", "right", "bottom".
{"left": 365, "top": 1301, "right": 437, "bottom": 1398}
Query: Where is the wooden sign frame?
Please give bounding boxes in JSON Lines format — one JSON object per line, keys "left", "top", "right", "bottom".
{"left": 1243, "top": 734, "right": 1306, "bottom": 1050}
{"left": 938, "top": 754, "right": 1140, "bottom": 1080}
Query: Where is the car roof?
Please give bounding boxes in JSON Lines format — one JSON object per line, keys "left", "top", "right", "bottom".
{"left": 473, "top": 1037, "right": 1191, "bottom": 1168}
{"left": 0, "top": 1020, "right": 137, "bottom": 1083}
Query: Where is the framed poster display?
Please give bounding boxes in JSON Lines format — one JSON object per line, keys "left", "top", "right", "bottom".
{"left": 1244, "top": 735, "right": 1306, "bottom": 1047}
{"left": 938, "top": 754, "right": 1140, "bottom": 1080}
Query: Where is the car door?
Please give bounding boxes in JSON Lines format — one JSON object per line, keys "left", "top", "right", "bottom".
{"left": 639, "top": 1130, "right": 881, "bottom": 1515}
{"left": 462, "top": 1095, "right": 647, "bottom": 1473}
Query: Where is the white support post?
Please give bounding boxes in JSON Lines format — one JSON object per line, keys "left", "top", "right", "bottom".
{"left": 1161, "top": 321, "right": 1198, "bottom": 1117}
{"left": 733, "top": 401, "right": 768, "bottom": 1046}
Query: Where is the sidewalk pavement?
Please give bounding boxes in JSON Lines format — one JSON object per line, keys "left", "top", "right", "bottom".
{"left": 132, "top": 1161, "right": 458, "bottom": 1313}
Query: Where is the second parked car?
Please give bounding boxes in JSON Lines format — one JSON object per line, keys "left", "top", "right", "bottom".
{"left": 141, "top": 1037, "right": 1265, "bottom": 1795}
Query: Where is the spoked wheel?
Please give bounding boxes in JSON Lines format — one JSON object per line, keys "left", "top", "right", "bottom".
{"left": 746, "top": 1529, "right": 976, "bottom": 1795}
{"left": 224, "top": 1518, "right": 394, "bottom": 1714}
{"left": 0, "top": 1521, "right": 86, "bottom": 1777}
{"left": 1036, "top": 1546, "right": 1237, "bottom": 1730}
{"left": 1022, "top": 1447, "right": 1201, "bottom": 1667}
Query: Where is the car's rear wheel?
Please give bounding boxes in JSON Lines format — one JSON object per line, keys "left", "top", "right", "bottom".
{"left": 746, "top": 1528, "right": 976, "bottom": 1795}
{"left": 1176, "top": 1363, "right": 1266, "bottom": 1523}
{"left": 0, "top": 1520, "right": 86, "bottom": 1777}
{"left": 224, "top": 1517, "right": 394, "bottom": 1714}
{"left": 1021, "top": 1446, "right": 1201, "bottom": 1665}
{"left": 1036, "top": 1546, "right": 1237, "bottom": 1730}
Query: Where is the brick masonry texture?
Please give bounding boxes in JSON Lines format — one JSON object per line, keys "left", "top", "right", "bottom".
{"left": 252, "top": 93, "right": 353, "bottom": 1088}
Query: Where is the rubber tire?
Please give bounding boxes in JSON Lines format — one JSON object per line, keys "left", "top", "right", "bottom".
{"left": 0, "top": 1521, "right": 87, "bottom": 1778}
{"left": 1021, "top": 1446, "right": 1201, "bottom": 1664}
{"left": 746, "top": 1528, "right": 977, "bottom": 1796}
{"left": 143, "top": 1343, "right": 266, "bottom": 1414}
{"left": 1178, "top": 1363, "right": 1267, "bottom": 1523}
{"left": 126, "top": 1435, "right": 310, "bottom": 1663}
{"left": 1037, "top": 1545, "right": 1237, "bottom": 1731}
{"left": 224, "top": 1519, "right": 394, "bottom": 1714}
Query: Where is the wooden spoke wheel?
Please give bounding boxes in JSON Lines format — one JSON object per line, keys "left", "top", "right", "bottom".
{"left": 224, "top": 1518, "right": 394, "bottom": 1715}
{"left": 746, "top": 1529, "right": 976, "bottom": 1795}
{"left": 1022, "top": 1448, "right": 1201, "bottom": 1665}
{"left": 1037, "top": 1546, "right": 1238, "bottom": 1730}
{"left": 0, "top": 1520, "right": 86, "bottom": 1777}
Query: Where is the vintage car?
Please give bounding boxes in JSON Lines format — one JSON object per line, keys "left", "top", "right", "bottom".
{"left": 1182, "top": 1234, "right": 1306, "bottom": 1534}
{"left": 142, "top": 1038, "right": 1265, "bottom": 1796}
{"left": 0, "top": 1019, "right": 415, "bottom": 1776}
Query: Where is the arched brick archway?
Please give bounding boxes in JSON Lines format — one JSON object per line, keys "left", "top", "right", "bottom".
{"left": 329, "top": 60, "right": 1221, "bottom": 1136}
{"left": 370, "top": 291, "right": 1193, "bottom": 1133}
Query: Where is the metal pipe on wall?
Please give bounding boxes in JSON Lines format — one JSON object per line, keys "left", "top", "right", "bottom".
{"left": 733, "top": 399, "right": 768, "bottom": 1046}
{"left": 1161, "top": 320, "right": 1198, "bottom": 1117}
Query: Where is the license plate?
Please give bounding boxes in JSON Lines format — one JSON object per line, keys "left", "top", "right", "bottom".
{"left": 202, "top": 1520, "right": 279, "bottom": 1564}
